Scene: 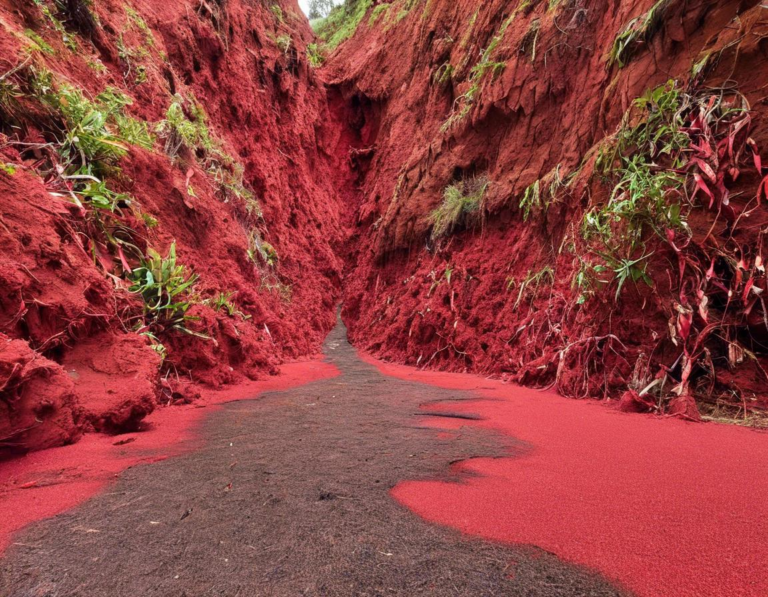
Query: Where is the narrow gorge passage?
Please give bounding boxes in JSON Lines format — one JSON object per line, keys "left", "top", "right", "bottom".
{"left": 0, "top": 321, "right": 624, "bottom": 597}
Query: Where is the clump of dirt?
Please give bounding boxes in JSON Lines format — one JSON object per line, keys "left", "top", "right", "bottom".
{"left": 0, "top": 335, "right": 81, "bottom": 451}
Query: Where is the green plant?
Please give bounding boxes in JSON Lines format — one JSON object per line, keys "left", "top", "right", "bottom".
{"left": 74, "top": 178, "right": 132, "bottom": 211}
{"left": 430, "top": 177, "right": 489, "bottom": 240}
{"left": 24, "top": 29, "right": 56, "bottom": 55}
{"left": 0, "top": 163, "right": 17, "bottom": 176}
{"left": 520, "top": 179, "right": 541, "bottom": 221}
{"left": 205, "top": 291, "right": 252, "bottom": 320}
{"left": 117, "top": 32, "right": 150, "bottom": 84}
{"left": 248, "top": 232, "right": 279, "bottom": 267}
{"left": 270, "top": 5, "right": 285, "bottom": 23}
{"left": 140, "top": 331, "right": 167, "bottom": 361}
{"left": 369, "top": 3, "right": 391, "bottom": 25}
{"left": 157, "top": 94, "right": 214, "bottom": 158}
{"left": 43, "top": 85, "right": 153, "bottom": 172}
{"left": 433, "top": 62, "right": 454, "bottom": 86}
{"left": 129, "top": 242, "right": 205, "bottom": 336}
{"left": 571, "top": 257, "right": 608, "bottom": 305}
{"left": 315, "top": 0, "right": 373, "bottom": 52}
{"left": 608, "top": 0, "right": 670, "bottom": 68}
{"left": 611, "top": 253, "right": 653, "bottom": 301}
{"left": 124, "top": 6, "right": 155, "bottom": 47}
{"left": 275, "top": 34, "right": 292, "bottom": 54}
{"left": 307, "top": 43, "right": 325, "bottom": 67}
{"left": 441, "top": 15, "right": 511, "bottom": 132}
{"left": 512, "top": 265, "right": 555, "bottom": 309}
{"left": 31, "top": 0, "right": 79, "bottom": 51}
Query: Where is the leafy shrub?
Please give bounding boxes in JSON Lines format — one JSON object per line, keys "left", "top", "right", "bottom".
{"left": 45, "top": 85, "right": 154, "bottom": 171}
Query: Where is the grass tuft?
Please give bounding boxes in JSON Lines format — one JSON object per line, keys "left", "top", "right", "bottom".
{"left": 430, "top": 177, "right": 489, "bottom": 240}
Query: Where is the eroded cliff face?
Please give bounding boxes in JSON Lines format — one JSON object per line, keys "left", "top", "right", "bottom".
{"left": 0, "top": 0, "right": 348, "bottom": 452}
{"left": 326, "top": 0, "right": 768, "bottom": 420}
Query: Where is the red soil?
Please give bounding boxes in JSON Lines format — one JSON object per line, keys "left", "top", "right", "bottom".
{"left": 0, "top": 0, "right": 346, "bottom": 453}
{"left": 360, "top": 352, "right": 768, "bottom": 597}
{"left": 331, "top": 0, "right": 768, "bottom": 413}
{"left": 0, "top": 357, "right": 339, "bottom": 554}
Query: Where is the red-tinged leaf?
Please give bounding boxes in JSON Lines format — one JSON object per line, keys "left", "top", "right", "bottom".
{"left": 666, "top": 228, "right": 676, "bottom": 246}
{"left": 748, "top": 138, "right": 762, "bottom": 174}
{"left": 744, "top": 296, "right": 758, "bottom": 317}
{"left": 729, "top": 166, "right": 740, "bottom": 181}
{"left": 693, "top": 173, "right": 715, "bottom": 207}
{"left": 717, "top": 137, "right": 728, "bottom": 160}
{"left": 734, "top": 267, "right": 744, "bottom": 290}
{"left": 757, "top": 175, "right": 768, "bottom": 205}
{"left": 117, "top": 245, "right": 131, "bottom": 272}
{"left": 706, "top": 257, "right": 715, "bottom": 281}
{"left": 697, "top": 293, "right": 709, "bottom": 323}
{"left": 743, "top": 277, "right": 755, "bottom": 304}
{"left": 677, "top": 311, "right": 692, "bottom": 343}
{"left": 692, "top": 158, "right": 717, "bottom": 182}
{"left": 692, "top": 139, "right": 713, "bottom": 159}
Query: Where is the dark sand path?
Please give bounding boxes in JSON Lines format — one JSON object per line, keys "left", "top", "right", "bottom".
{"left": 0, "top": 322, "right": 623, "bottom": 596}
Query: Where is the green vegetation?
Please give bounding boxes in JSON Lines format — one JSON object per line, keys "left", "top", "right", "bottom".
{"left": 441, "top": 16, "right": 512, "bottom": 132}
{"left": 369, "top": 3, "right": 391, "bottom": 25}
{"left": 24, "top": 29, "right": 55, "bottom": 55}
{"left": 204, "top": 291, "right": 251, "bottom": 320}
{"left": 157, "top": 94, "right": 214, "bottom": 159}
{"left": 31, "top": 0, "right": 79, "bottom": 51}
{"left": 579, "top": 81, "right": 691, "bottom": 300}
{"left": 576, "top": 79, "right": 753, "bottom": 307}
{"left": 129, "top": 242, "right": 207, "bottom": 338}
{"left": 608, "top": 0, "right": 670, "bottom": 68}
{"left": 44, "top": 85, "right": 154, "bottom": 174}
{"left": 157, "top": 94, "right": 261, "bottom": 217}
{"left": 433, "top": 62, "right": 454, "bottom": 86}
{"left": 508, "top": 265, "right": 555, "bottom": 310}
{"left": 270, "top": 5, "right": 285, "bottom": 24}
{"left": 117, "top": 33, "right": 150, "bottom": 85}
{"left": 274, "top": 33, "right": 292, "bottom": 54}
{"left": 314, "top": 0, "right": 373, "bottom": 52}
{"left": 248, "top": 232, "right": 279, "bottom": 268}
{"left": 430, "top": 177, "right": 489, "bottom": 240}
{"left": 124, "top": 6, "right": 155, "bottom": 47}
{"left": 307, "top": 43, "right": 325, "bottom": 67}
{"left": 0, "top": 163, "right": 17, "bottom": 176}
{"left": 519, "top": 180, "right": 541, "bottom": 221}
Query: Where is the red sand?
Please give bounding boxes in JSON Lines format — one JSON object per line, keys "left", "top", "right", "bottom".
{"left": 0, "top": 358, "right": 339, "bottom": 554}
{"left": 360, "top": 352, "right": 768, "bottom": 597}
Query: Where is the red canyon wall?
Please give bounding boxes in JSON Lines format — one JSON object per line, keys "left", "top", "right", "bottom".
{"left": 328, "top": 0, "right": 768, "bottom": 419}
{"left": 0, "top": 0, "right": 346, "bottom": 452}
